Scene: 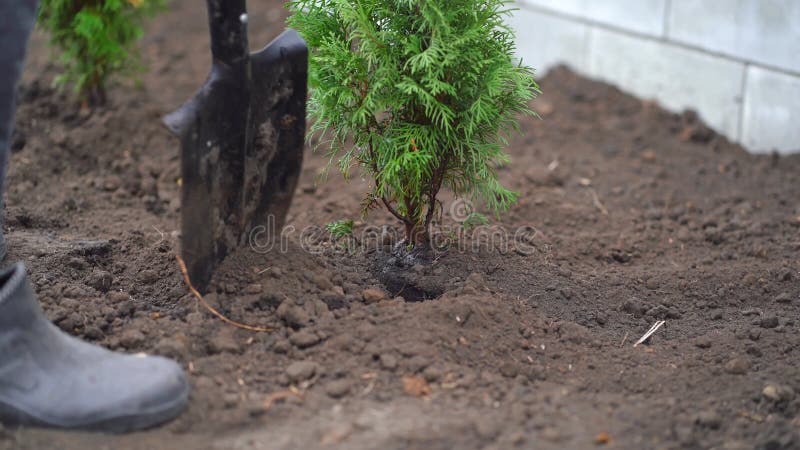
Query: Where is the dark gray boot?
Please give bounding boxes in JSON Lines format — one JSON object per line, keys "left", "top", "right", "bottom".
{"left": 0, "top": 262, "right": 189, "bottom": 432}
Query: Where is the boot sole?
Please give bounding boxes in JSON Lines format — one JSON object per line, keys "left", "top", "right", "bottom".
{"left": 0, "top": 379, "right": 189, "bottom": 433}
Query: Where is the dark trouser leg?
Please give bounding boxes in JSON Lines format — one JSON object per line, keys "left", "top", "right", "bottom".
{"left": 0, "top": 0, "right": 39, "bottom": 259}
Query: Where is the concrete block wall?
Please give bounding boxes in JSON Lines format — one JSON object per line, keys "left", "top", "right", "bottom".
{"left": 510, "top": 0, "right": 800, "bottom": 154}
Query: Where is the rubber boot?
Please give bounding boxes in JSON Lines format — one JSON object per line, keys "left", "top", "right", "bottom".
{"left": 0, "top": 262, "right": 189, "bottom": 432}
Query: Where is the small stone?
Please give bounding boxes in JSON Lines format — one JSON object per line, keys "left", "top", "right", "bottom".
{"left": 82, "top": 326, "right": 104, "bottom": 340}
{"left": 475, "top": 418, "right": 501, "bottom": 439}
{"left": 154, "top": 336, "right": 188, "bottom": 359}
{"left": 286, "top": 361, "right": 317, "bottom": 383}
{"left": 245, "top": 400, "right": 268, "bottom": 417}
{"left": 703, "top": 227, "right": 724, "bottom": 245}
{"left": 67, "top": 257, "right": 87, "bottom": 270}
{"left": 137, "top": 269, "right": 159, "bottom": 285}
{"left": 524, "top": 166, "right": 564, "bottom": 187}
{"left": 277, "top": 302, "right": 310, "bottom": 328}
{"left": 724, "top": 357, "right": 750, "bottom": 375}
{"left": 244, "top": 283, "right": 262, "bottom": 295}
{"left": 289, "top": 330, "right": 321, "bottom": 349}
{"left": 775, "top": 292, "right": 792, "bottom": 304}
{"left": 380, "top": 354, "right": 398, "bottom": 371}
{"left": 422, "top": 365, "right": 443, "bottom": 383}
{"left": 499, "top": 362, "right": 518, "bottom": 378}
{"left": 672, "top": 423, "right": 694, "bottom": 445}
{"left": 762, "top": 384, "right": 795, "bottom": 402}
{"left": 107, "top": 291, "right": 130, "bottom": 302}
{"left": 325, "top": 379, "right": 351, "bottom": 398}
{"left": 102, "top": 176, "right": 121, "bottom": 192}
{"left": 313, "top": 274, "right": 334, "bottom": 291}
{"left": 312, "top": 299, "right": 331, "bottom": 318}
{"left": 222, "top": 392, "right": 239, "bottom": 409}
{"left": 745, "top": 344, "right": 763, "bottom": 357}
{"left": 362, "top": 288, "right": 386, "bottom": 304}
{"left": 62, "top": 285, "right": 89, "bottom": 298}
{"left": 402, "top": 375, "right": 431, "bottom": 397}
{"left": 273, "top": 339, "right": 290, "bottom": 354}
{"left": 208, "top": 328, "right": 241, "bottom": 354}
{"left": 645, "top": 278, "right": 659, "bottom": 290}
{"left": 593, "top": 312, "right": 608, "bottom": 326}
{"left": 119, "top": 329, "right": 145, "bottom": 349}
{"left": 759, "top": 316, "right": 780, "bottom": 329}
{"left": 321, "top": 290, "right": 347, "bottom": 310}
{"left": 721, "top": 441, "right": 750, "bottom": 450}
{"left": 619, "top": 298, "right": 646, "bottom": 317}
{"left": 57, "top": 313, "right": 81, "bottom": 333}
{"left": 694, "top": 336, "right": 713, "bottom": 349}
{"left": 406, "top": 355, "right": 430, "bottom": 373}
{"left": 694, "top": 410, "right": 722, "bottom": 429}
{"left": 646, "top": 304, "right": 670, "bottom": 319}
{"left": 540, "top": 427, "right": 562, "bottom": 442}
{"left": 749, "top": 328, "right": 762, "bottom": 341}
{"left": 557, "top": 321, "right": 591, "bottom": 344}
{"left": 11, "top": 129, "right": 26, "bottom": 152}
{"left": 594, "top": 431, "right": 612, "bottom": 445}
{"left": 85, "top": 270, "right": 114, "bottom": 293}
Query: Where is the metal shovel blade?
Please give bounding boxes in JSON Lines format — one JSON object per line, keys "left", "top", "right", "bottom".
{"left": 164, "top": 0, "right": 307, "bottom": 293}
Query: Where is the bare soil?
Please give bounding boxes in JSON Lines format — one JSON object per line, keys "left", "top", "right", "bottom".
{"left": 2, "top": 1, "right": 799, "bottom": 449}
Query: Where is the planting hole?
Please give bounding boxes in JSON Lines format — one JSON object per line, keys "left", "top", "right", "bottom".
{"left": 378, "top": 271, "right": 444, "bottom": 302}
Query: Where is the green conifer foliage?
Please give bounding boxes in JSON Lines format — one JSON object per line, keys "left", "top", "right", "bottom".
{"left": 38, "top": 0, "right": 164, "bottom": 104}
{"left": 288, "top": 0, "right": 539, "bottom": 248}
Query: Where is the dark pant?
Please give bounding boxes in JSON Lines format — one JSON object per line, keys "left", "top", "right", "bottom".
{"left": 0, "top": 0, "right": 39, "bottom": 196}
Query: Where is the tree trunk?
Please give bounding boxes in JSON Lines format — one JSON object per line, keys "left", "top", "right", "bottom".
{"left": 404, "top": 222, "right": 430, "bottom": 249}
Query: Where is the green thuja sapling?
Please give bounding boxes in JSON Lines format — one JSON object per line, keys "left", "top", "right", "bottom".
{"left": 288, "top": 0, "right": 538, "bottom": 252}
{"left": 38, "top": 0, "right": 164, "bottom": 105}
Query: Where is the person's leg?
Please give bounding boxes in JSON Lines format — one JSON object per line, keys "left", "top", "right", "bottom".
{"left": 0, "top": 1, "right": 189, "bottom": 432}
{"left": 0, "top": 0, "right": 38, "bottom": 261}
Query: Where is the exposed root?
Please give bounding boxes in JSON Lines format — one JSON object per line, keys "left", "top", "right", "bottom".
{"left": 263, "top": 387, "right": 304, "bottom": 412}
{"left": 176, "top": 255, "right": 274, "bottom": 333}
{"left": 591, "top": 188, "right": 609, "bottom": 216}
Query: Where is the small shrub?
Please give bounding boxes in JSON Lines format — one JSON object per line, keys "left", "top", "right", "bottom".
{"left": 38, "top": 0, "right": 164, "bottom": 104}
{"left": 288, "top": 0, "right": 538, "bottom": 251}
{"left": 326, "top": 219, "right": 355, "bottom": 239}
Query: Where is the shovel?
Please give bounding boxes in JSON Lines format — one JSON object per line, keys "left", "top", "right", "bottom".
{"left": 164, "top": 0, "right": 307, "bottom": 293}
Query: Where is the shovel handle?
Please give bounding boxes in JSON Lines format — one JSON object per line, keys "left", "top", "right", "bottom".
{"left": 206, "top": 0, "right": 248, "bottom": 66}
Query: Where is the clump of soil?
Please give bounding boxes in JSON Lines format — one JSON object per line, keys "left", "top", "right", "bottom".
{"left": 3, "top": 1, "right": 800, "bottom": 449}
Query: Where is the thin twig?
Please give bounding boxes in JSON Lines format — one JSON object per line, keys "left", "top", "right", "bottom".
{"left": 175, "top": 255, "right": 274, "bottom": 333}
{"left": 590, "top": 189, "right": 609, "bottom": 216}
{"left": 619, "top": 331, "right": 629, "bottom": 348}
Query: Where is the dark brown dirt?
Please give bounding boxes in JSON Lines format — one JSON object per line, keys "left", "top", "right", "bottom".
{"left": 2, "top": 1, "right": 800, "bottom": 449}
